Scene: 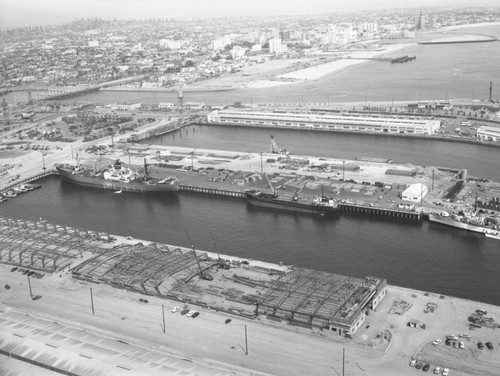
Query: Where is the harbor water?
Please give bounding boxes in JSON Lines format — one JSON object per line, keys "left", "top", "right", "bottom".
{"left": 54, "top": 24, "right": 500, "bottom": 106}
{"left": 2, "top": 24, "right": 500, "bottom": 306}
{"left": 1, "top": 123, "right": 500, "bottom": 305}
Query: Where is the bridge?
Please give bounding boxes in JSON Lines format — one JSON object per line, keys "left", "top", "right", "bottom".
{"left": 33, "top": 75, "right": 148, "bottom": 101}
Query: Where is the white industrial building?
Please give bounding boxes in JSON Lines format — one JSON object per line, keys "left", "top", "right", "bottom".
{"left": 477, "top": 126, "right": 500, "bottom": 142}
{"left": 402, "top": 183, "right": 428, "bottom": 203}
{"left": 207, "top": 110, "right": 442, "bottom": 135}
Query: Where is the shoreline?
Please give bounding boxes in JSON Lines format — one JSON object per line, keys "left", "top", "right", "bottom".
{"left": 201, "top": 121, "right": 500, "bottom": 151}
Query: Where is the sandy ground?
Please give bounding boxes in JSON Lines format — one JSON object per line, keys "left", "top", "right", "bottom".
{"left": 183, "top": 44, "right": 412, "bottom": 91}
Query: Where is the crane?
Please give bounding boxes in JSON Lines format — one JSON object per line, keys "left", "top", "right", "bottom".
{"left": 264, "top": 173, "right": 278, "bottom": 197}
{"left": 185, "top": 230, "right": 213, "bottom": 281}
{"left": 292, "top": 181, "right": 307, "bottom": 201}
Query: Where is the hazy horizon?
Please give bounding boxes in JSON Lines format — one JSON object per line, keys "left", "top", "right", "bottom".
{"left": 1, "top": 0, "right": 499, "bottom": 30}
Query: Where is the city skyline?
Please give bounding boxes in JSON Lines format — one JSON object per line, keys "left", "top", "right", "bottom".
{"left": 1, "top": 0, "right": 498, "bottom": 29}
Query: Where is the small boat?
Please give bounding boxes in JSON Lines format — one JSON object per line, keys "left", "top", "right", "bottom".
{"left": 0, "top": 197, "right": 7, "bottom": 203}
{"left": 484, "top": 229, "right": 500, "bottom": 241}
{"left": 113, "top": 189, "right": 123, "bottom": 194}
{"left": 2, "top": 190, "right": 17, "bottom": 198}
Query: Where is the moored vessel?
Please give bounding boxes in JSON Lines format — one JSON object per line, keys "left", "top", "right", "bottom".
{"left": 56, "top": 159, "right": 179, "bottom": 193}
{"left": 428, "top": 212, "right": 487, "bottom": 234}
{"left": 245, "top": 189, "right": 339, "bottom": 216}
{"left": 484, "top": 229, "right": 500, "bottom": 241}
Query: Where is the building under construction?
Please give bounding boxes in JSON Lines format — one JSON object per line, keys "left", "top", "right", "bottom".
{"left": 0, "top": 217, "right": 387, "bottom": 335}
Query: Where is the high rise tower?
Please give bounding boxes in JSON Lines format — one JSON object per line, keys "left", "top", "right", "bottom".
{"left": 416, "top": 11, "right": 424, "bottom": 31}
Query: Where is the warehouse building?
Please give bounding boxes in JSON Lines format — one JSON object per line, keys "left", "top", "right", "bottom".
{"left": 477, "top": 126, "right": 500, "bottom": 142}
{"left": 402, "top": 183, "right": 428, "bottom": 202}
{"left": 207, "top": 110, "right": 441, "bottom": 135}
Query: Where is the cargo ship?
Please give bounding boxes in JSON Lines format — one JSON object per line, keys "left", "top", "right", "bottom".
{"left": 56, "top": 159, "right": 179, "bottom": 193}
{"left": 245, "top": 190, "right": 339, "bottom": 215}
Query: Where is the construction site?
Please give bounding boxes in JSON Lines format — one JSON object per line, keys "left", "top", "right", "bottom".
{"left": 0, "top": 216, "right": 386, "bottom": 335}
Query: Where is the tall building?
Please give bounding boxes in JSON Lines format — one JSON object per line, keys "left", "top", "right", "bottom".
{"left": 416, "top": 11, "right": 425, "bottom": 31}
{"left": 269, "top": 38, "right": 283, "bottom": 54}
{"left": 279, "top": 30, "right": 291, "bottom": 41}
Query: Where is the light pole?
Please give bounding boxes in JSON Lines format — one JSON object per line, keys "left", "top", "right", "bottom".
{"left": 41, "top": 152, "right": 46, "bottom": 171}
{"left": 191, "top": 149, "right": 195, "bottom": 170}
{"left": 260, "top": 152, "right": 263, "bottom": 174}
{"left": 342, "top": 161, "right": 345, "bottom": 181}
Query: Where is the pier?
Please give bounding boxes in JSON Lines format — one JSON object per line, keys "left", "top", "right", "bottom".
{"left": 0, "top": 169, "right": 57, "bottom": 195}
{"left": 179, "top": 184, "right": 246, "bottom": 198}
{"left": 339, "top": 203, "right": 423, "bottom": 223}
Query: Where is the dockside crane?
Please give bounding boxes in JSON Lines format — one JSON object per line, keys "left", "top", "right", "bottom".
{"left": 185, "top": 230, "right": 213, "bottom": 281}
{"left": 264, "top": 173, "right": 278, "bottom": 197}
{"left": 213, "top": 236, "right": 230, "bottom": 270}
{"left": 292, "top": 181, "right": 307, "bottom": 201}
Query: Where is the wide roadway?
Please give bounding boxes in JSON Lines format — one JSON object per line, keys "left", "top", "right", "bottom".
{"left": 2, "top": 261, "right": 500, "bottom": 376}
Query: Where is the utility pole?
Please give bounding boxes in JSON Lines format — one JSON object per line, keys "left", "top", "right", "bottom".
{"left": 90, "top": 288, "right": 95, "bottom": 315}
{"left": 41, "top": 152, "right": 46, "bottom": 171}
{"left": 27, "top": 275, "right": 33, "bottom": 299}
{"left": 342, "top": 347, "right": 345, "bottom": 376}
{"left": 162, "top": 304, "right": 166, "bottom": 334}
{"left": 244, "top": 325, "right": 248, "bottom": 355}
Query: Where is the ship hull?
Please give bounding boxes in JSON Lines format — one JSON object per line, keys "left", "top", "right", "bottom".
{"left": 485, "top": 231, "right": 500, "bottom": 240}
{"left": 245, "top": 191, "right": 339, "bottom": 215}
{"left": 57, "top": 166, "right": 179, "bottom": 193}
{"left": 428, "top": 213, "right": 485, "bottom": 233}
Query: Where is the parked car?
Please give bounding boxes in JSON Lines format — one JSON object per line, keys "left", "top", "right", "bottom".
{"left": 416, "top": 362, "right": 423, "bottom": 370}
{"left": 225, "top": 318, "right": 232, "bottom": 324}
{"left": 422, "top": 364, "right": 430, "bottom": 372}
{"left": 442, "top": 368, "right": 449, "bottom": 376}
{"left": 180, "top": 308, "right": 190, "bottom": 315}
{"left": 409, "top": 359, "right": 417, "bottom": 367}
{"left": 459, "top": 341, "right": 465, "bottom": 349}
{"left": 433, "top": 367, "right": 441, "bottom": 374}
{"left": 485, "top": 342, "right": 494, "bottom": 350}
{"left": 171, "top": 306, "right": 180, "bottom": 313}
{"left": 191, "top": 312, "right": 199, "bottom": 318}
{"left": 186, "top": 310, "right": 196, "bottom": 317}
{"left": 459, "top": 333, "right": 470, "bottom": 338}
{"left": 445, "top": 338, "right": 451, "bottom": 346}
{"left": 432, "top": 339, "right": 442, "bottom": 346}
{"left": 477, "top": 342, "right": 484, "bottom": 350}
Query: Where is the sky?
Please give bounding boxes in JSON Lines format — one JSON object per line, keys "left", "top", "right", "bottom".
{"left": 0, "top": 0, "right": 498, "bottom": 29}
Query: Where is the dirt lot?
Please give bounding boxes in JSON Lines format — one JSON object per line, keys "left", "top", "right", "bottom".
{"left": 2, "top": 255, "right": 500, "bottom": 376}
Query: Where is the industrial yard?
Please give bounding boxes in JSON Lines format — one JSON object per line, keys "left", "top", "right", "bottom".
{"left": 1, "top": 218, "right": 500, "bottom": 376}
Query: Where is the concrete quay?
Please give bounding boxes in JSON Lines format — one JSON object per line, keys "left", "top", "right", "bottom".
{"left": 2, "top": 218, "right": 500, "bottom": 376}
{"left": 2, "top": 139, "right": 500, "bottom": 226}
